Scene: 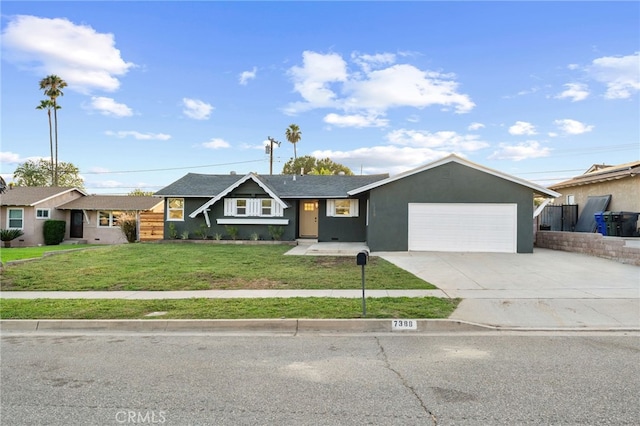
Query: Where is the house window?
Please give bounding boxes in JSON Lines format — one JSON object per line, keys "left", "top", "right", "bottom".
{"left": 261, "top": 199, "right": 273, "bottom": 216}
{"left": 236, "top": 199, "right": 247, "bottom": 216}
{"left": 224, "top": 198, "right": 283, "bottom": 217}
{"left": 36, "top": 209, "right": 51, "bottom": 219}
{"left": 326, "top": 199, "right": 359, "bottom": 217}
{"left": 168, "top": 198, "right": 184, "bottom": 221}
{"left": 566, "top": 195, "right": 575, "bottom": 205}
{"left": 8, "top": 208, "right": 24, "bottom": 229}
{"left": 98, "top": 211, "right": 123, "bottom": 228}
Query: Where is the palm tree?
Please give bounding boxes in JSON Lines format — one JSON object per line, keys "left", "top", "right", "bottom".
{"left": 36, "top": 99, "right": 58, "bottom": 185}
{"left": 285, "top": 124, "right": 302, "bottom": 160}
{"left": 39, "top": 75, "right": 67, "bottom": 186}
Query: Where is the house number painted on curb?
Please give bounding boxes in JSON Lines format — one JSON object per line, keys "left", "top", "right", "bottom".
{"left": 392, "top": 320, "right": 417, "bottom": 330}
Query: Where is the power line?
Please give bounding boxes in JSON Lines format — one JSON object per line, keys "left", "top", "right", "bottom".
{"left": 81, "top": 158, "right": 272, "bottom": 175}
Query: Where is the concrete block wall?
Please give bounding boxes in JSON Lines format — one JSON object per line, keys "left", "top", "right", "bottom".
{"left": 535, "top": 231, "right": 640, "bottom": 266}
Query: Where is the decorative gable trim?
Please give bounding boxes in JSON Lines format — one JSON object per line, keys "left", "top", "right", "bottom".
{"left": 189, "top": 173, "right": 288, "bottom": 219}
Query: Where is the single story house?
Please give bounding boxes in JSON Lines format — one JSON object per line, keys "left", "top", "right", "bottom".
{"left": 155, "top": 154, "right": 560, "bottom": 253}
{"left": 0, "top": 186, "right": 163, "bottom": 246}
{"left": 57, "top": 195, "right": 164, "bottom": 244}
{"left": 548, "top": 160, "right": 640, "bottom": 217}
{"left": 0, "top": 187, "right": 86, "bottom": 247}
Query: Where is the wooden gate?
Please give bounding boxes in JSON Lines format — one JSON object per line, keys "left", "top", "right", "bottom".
{"left": 139, "top": 212, "right": 164, "bottom": 241}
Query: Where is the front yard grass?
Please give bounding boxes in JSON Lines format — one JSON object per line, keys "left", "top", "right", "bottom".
{"left": 0, "top": 297, "right": 460, "bottom": 319}
{"left": 0, "top": 243, "right": 435, "bottom": 291}
{"left": 0, "top": 244, "right": 102, "bottom": 263}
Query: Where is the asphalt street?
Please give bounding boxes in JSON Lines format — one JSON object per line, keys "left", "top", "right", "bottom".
{"left": 2, "top": 332, "right": 639, "bottom": 425}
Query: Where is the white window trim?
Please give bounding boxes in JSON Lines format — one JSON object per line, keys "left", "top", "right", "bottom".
{"left": 167, "top": 197, "right": 185, "bottom": 221}
{"left": 224, "top": 198, "right": 283, "bottom": 218}
{"left": 7, "top": 208, "right": 24, "bottom": 229}
{"left": 326, "top": 199, "right": 359, "bottom": 217}
{"left": 36, "top": 208, "right": 51, "bottom": 219}
{"left": 97, "top": 211, "right": 121, "bottom": 228}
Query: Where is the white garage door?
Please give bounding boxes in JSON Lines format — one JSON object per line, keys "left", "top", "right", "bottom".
{"left": 408, "top": 203, "right": 517, "bottom": 253}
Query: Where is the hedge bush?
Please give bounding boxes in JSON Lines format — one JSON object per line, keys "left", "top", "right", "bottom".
{"left": 43, "top": 220, "right": 66, "bottom": 245}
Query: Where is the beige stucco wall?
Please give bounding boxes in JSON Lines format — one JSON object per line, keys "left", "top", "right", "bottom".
{"left": 1, "top": 191, "right": 84, "bottom": 247}
{"left": 77, "top": 211, "right": 128, "bottom": 245}
{"left": 552, "top": 176, "right": 640, "bottom": 217}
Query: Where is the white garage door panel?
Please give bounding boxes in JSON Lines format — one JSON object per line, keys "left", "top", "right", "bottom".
{"left": 408, "top": 203, "right": 517, "bottom": 253}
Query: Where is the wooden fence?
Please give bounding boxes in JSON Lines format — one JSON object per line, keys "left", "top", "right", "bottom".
{"left": 139, "top": 212, "right": 164, "bottom": 241}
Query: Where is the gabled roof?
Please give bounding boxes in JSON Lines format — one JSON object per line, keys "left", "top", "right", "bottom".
{"left": 348, "top": 153, "right": 561, "bottom": 198}
{"left": 190, "top": 173, "right": 288, "bottom": 218}
{"left": 57, "top": 195, "right": 163, "bottom": 211}
{"left": 549, "top": 160, "right": 640, "bottom": 190}
{"left": 155, "top": 172, "right": 389, "bottom": 199}
{"left": 0, "top": 187, "right": 87, "bottom": 206}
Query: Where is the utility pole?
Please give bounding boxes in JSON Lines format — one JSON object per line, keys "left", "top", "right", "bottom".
{"left": 266, "top": 137, "right": 281, "bottom": 175}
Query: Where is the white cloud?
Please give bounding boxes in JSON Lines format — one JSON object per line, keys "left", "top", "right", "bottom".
{"left": 508, "top": 121, "right": 537, "bottom": 136}
{"left": 202, "top": 138, "right": 230, "bottom": 149}
{"left": 182, "top": 98, "right": 214, "bottom": 120}
{"left": 285, "top": 51, "right": 348, "bottom": 113}
{"left": 554, "top": 119, "right": 594, "bottom": 135}
{"left": 489, "top": 141, "right": 551, "bottom": 161}
{"left": 310, "top": 129, "right": 487, "bottom": 175}
{"left": 105, "top": 130, "right": 171, "bottom": 140}
{"left": 351, "top": 52, "right": 396, "bottom": 73}
{"left": 555, "top": 83, "right": 590, "bottom": 102}
{"left": 468, "top": 122, "right": 485, "bottom": 131}
{"left": 285, "top": 51, "right": 474, "bottom": 119}
{"left": 0, "top": 151, "right": 22, "bottom": 164}
{"left": 1, "top": 15, "right": 134, "bottom": 93}
{"left": 311, "top": 146, "right": 456, "bottom": 175}
{"left": 239, "top": 67, "right": 257, "bottom": 85}
{"left": 87, "top": 96, "right": 133, "bottom": 117}
{"left": 323, "top": 113, "right": 388, "bottom": 128}
{"left": 588, "top": 52, "right": 640, "bottom": 99}
{"left": 386, "top": 129, "right": 489, "bottom": 151}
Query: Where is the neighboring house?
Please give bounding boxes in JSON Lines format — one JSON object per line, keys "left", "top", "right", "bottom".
{"left": 155, "top": 154, "right": 560, "bottom": 253}
{"left": 0, "top": 187, "right": 86, "bottom": 247}
{"left": 0, "top": 186, "right": 164, "bottom": 247}
{"left": 57, "top": 196, "right": 164, "bottom": 244}
{"left": 548, "top": 160, "right": 640, "bottom": 217}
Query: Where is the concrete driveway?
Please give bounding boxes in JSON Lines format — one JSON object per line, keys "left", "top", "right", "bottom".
{"left": 376, "top": 248, "right": 640, "bottom": 330}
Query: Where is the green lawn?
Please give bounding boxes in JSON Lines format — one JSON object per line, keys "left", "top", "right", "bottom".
{"left": 0, "top": 244, "right": 102, "bottom": 263}
{"left": 0, "top": 243, "right": 435, "bottom": 291}
{"left": 0, "top": 297, "right": 460, "bottom": 319}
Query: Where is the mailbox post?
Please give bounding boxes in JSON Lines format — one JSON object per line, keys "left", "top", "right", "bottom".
{"left": 356, "top": 250, "right": 369, "bottom": 317}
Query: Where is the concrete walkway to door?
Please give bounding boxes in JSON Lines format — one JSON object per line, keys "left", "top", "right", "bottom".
{"left": 377, "top": 248, "right": 640, "bottom": 329}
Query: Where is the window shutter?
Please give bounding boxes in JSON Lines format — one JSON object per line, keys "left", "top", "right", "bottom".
{"left": 224, "top": 199, "right": 234, "bottom": 216}
{"left": 326, "top": 200, "right": 335, "bottom": 217}
{"left": 273, "top": 201, "right": 283, "bottom": 217}
{"left": 351, "top": 199, "right": 359, "bottom": 217}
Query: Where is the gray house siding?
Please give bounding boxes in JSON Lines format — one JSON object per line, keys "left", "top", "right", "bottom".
{"left": 163, "top": 182, "right": 297, "bottom": 241}
{"left": 366, "top": 162, "right": 535, "bottom": 252}
{"left": 317, "top": 197, "right": 368, "bottom": 242}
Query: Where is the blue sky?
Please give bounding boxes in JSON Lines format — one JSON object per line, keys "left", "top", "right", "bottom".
{"left": 1, "top": 1, "right": 639, "bottom": 194}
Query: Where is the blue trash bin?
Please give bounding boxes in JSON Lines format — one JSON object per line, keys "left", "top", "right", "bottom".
{"left": 594, "top": 211, "right": 607, "bottom": 235}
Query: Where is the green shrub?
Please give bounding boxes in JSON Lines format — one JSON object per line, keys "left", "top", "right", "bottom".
{"left": 1, "top": 229, "right": 24, "bottom": 248}
{"left": 268, "top": 225, "right": 285, "bottom": 241}
{"left": 225, "top": 225, "right": 239, "bottom": 240}
{"left": 43, "top": 220, "right": 66, "bottom": 245}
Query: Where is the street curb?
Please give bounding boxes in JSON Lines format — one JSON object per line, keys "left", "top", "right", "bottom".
{"left": 2, "top": 319, "right": 637, "bottom": 334}
{"left": 0, "top": 319, "right": 490, "bottom": 333}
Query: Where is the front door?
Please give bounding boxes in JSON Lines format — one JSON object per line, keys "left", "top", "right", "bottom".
{"left": 299, "top": 200, "right": 318, "bottom": 238}
{"left": 70, "top": 210, "right": 84, "bottom": 238}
